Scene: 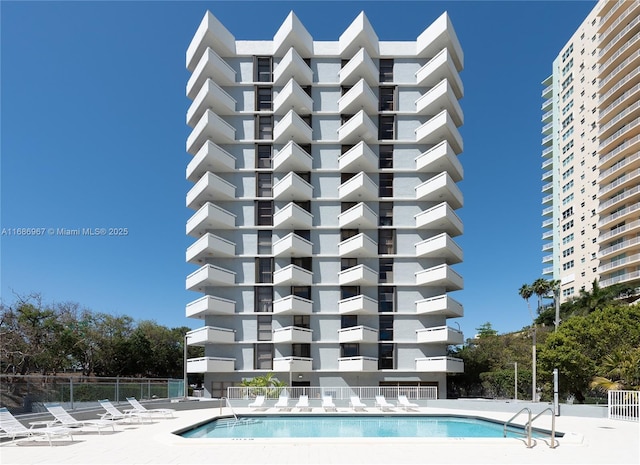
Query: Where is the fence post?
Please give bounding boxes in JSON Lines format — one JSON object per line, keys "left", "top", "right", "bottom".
{"left": 116, "top": 377, "right": 120, "bottom": 402}
{"left": 70, "top": 378, "right": 74, "bottom": 410}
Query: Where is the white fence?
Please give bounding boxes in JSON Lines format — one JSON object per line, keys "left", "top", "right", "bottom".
{"left": 227, "top": 385, "right": 437, "bottom": 401}
{"left": 608, "top": 390, "right": 639, "bottom": 422}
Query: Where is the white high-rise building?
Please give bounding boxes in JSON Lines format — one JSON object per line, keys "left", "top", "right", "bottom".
{"left": 541, "top": 0, "right": 640, "bottom": 302}
{"left": 184, "top": 10, "right": 465, "bottom": 398}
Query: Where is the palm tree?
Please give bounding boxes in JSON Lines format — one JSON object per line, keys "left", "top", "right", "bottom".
{"left": 518, "top": 284, "right": 534, "bottom": 319}
{"left": 590, "top": 348, "right": 640, "bottom": 392}
{"left": 518, "top": 283, "right": 537, "bottom": 402}
{"left": 532, "top": 278, "right": 552, "bottom": 315}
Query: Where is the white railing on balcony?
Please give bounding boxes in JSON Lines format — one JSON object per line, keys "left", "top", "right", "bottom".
{"left": 185, "top": 295, "right": 235, "bottom": 318}
{"left": 599, "top": 65, "right": 640, "bottom": 105}
{"left": 598, "top": 185, "right": 640, "bottom": 212}
{"left": 338, "top": 202, "right": 377, "bottom": 229}
{"left": 599, "top": 252, "right": 640, "bottom": 273}
{"left": 599, "top": 202, "right": 640, "bottom": 227}
{"left": 273, "top": 295, "right": 313, "bottom": 315}
{"left": 599, "top": 134, "right": 640, "bottom": 168}
{"left": 601, "top": 270, "right": 640, "bottom": 287}
{"left": 599, "top": 218, "right": 640, "bottom": 241}
{"left": 600, "top": 82, "right": 640, "bottom": 120}
{"left": 227, "top": 385, "right": 438, "bottom": 401}
{"left": 599, "top": 168, "right": 640, "bottom": 196}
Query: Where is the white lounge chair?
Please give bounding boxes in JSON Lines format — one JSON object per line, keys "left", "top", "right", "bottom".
{"left": 98, "top": 399, "right": 150, "bottom": 423}
{"left": 375, "top": 395, "right": 395, "bottom": 411}
{"left": 248, "top": 395, "right": 266, "bottom": 409}
{"left": 397, "top": 395, "right": 419, "bottom": 411}
{"left": 349, "top": 396, "right": 367, "bottom": 412}
{"left": 273, "top": 394, "right": 289, "bottom": 411}
{"left": 295, "top": 395, "right": 310, "bottom": 411}
{"left": 0, "top": 407, "right": 74, "bottom": 446}
{"left": 44, "top": 402, "right": 115, "bottom": 434}
{"left": 126, "top": 397, "right": 175, "bottom": 418}
{"left": 322, "top": 395, "right": 336, "bottom": 412}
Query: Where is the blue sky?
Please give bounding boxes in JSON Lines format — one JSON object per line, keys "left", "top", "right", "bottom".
{"left": 1, "top": 1, "right": 596, "bottom": 339}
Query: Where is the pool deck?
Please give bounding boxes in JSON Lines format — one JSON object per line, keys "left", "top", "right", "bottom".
{"left": 1, "top": 404, "right": 638, "bottom": 464}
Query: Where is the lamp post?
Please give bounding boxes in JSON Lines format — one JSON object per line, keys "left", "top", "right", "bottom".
{"left": 183, "top": 334, "right": 190, "bottom": 400}
{"left": 514, "top": 362, "right": 518, "bottom": 401}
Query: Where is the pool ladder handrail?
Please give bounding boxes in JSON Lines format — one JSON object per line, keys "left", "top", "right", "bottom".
{"left": 528, "top": 407, "right": 556, "bottom": 449}
{"left": 219, "top": 397, "right": 238, "bottom": 420}
{"left": 503, "top": 407, "right": 532, "bottom": 448}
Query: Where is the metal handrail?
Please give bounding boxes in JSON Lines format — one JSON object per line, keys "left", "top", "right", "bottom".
{"left": 503, "top": 407, "right": 532, "bottom": 448}
{"left": 529, "top": 408, "right": 556, "bottom": 448}
{"left": 219, "top": 397, "right": 237, "bottom": 420}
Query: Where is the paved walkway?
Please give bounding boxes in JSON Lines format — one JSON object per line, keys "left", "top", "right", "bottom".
{"left": 0, "top": 406, "right": 638, "bottom": 464}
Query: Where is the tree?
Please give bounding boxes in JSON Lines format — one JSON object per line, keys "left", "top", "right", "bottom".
{"left": 590, "top": 348, "right": 640, "bottom": 392}
{"left": 519, "top": 283, "right": 538, "bottom": 401}
{"left": 475, "top": 322, "right": 498, "bottom": 338}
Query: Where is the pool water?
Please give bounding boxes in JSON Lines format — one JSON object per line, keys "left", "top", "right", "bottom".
{"left": 180, "top": 415, "right": 544, "bottom": 439}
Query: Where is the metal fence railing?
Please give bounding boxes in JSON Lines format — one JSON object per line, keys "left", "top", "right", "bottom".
{"left": 608, "top": 390, "right": 639, "bottom": 422}
{"left": 227, "top": 385, "right": 437, "bottom": 402}
{"left": 0, "top": 375, "right": 184, "bottom": 414}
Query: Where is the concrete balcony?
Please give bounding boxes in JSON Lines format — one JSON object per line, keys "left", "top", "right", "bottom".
{"left": 187, "top": 79, "right": 236, "bottom": 127}
{"left": 338, "top": 172, "right": 378, "bottom": 201}
{"left": 187, "top": 47, "right": 236, "bottom": 100}
{"left": 338, "top": 264, "right": 377, "bottom": 286}
{"left": 273, "top": 47, "right": 313, "bottom": 86}
{"left": 273, "top": 12, "right": 313, "bottom": 58}
{"left": 415, "top": 202, "right": 463, "bottom": 236}
{"left": 273, "top": 232, "right": 313, "bottom": 257}
{"left": 186, "top": 326, "right": 235, "bottom": 345}
{"left": 337, "top": 110, "right": 377, "bottom": 143}
{"left": 338, "top": 325, "right": 378, "bottom": 344}
{"left": 337, "top": 78, "right": 378, "bottom": 115}
{"left": 186, "top": 202, "right": 236, "bottom": 237}
{"left": 542, "top": 254, "right": 553, "bottom": 264}
{"left": 186, "top": 11, "right": 235, "bottom": 71}
{"left": 186, "top": 110, "right": 235, "bottom": 155}
{"left": 415, "top": 233, "right": 463, "bottom": 264}
{"left": 415, "top": 264, "right": 463, "bottom": 290}
{"left": 416, "top": 326, "right": 464, "bottom": 345}
{"left": 185, "top": 295, "right": 235, "bottom": 319}
{"left": 338, "top": 141, "right": 377, "bottom": 172}
{"left": 273, "top": 110, "right": 313, "bottom": 144}
{"left": 186, "top": 172, "right": 235, "bottom": 210}
{"left": 416, "top": 12, "right": 463, "bottom": 70}
{"left": 338, "top": 202, "right": 377, "bottom": 229}
{"left": 273, "top": 202, "right": 313, "bottom": 229}
{"left": 273, "top": 172, "right": 314, "bottom": 201}
{"left": 415, "top": 295, "right": 463, "bottom": 318}
{"left": 415, "top": 79, "right": 463, "bottom": 126}
{"left": 338, "top": 295, "right": 378, "bottom": 315}
{"left": 273, "top": 356, "right": 313, "bottom": 372}
{"left": 542, "top": 242, "right": 553, "bottom": 252}
{"left": 186, "top": 264, "right": 236, "bottom": 291}
{"left": 339, "top": 48, "right": 378, "bottom": 87}
{"left": 273, "top": 78, "right": 313, "bottom": 115}
{"left": 415, "top": 172, "right": 463, "bottom": 209}
{"left": 273, "top": 264, "right": 313, "bottom": 286}
{"left": 272, "top": 295, "right": 313, "bottom": 315}
{"left": 187, "top": 141, "right": 235, "bottom": 182}
{"left": 415, "top": 140, "right": 462, "bottom": 182}
{"left": 415, "top": 356, "right": 464, "bottom": 373}
{"left": 186, "top": 233, "right": 235, "bottom": 264}
{"left": 339, "top": 12, "right": 379, "bottom": 59}
{"left": 273, "top": 141, "right": 313, "bottom": 172}
{"left": 187, "top": 356, "right": 235, "bottom": 373}
{"left": 415, "top": 110, "right": 463, "bottom": 154}
{"left": 338, "top": 356, "right": 378, "bottom": 372}
{"left": 338, "top": 233, "right": 377, "bottom": 257}
{"left": 272, "top": 326, "right": 313, "bottom": 344}
{"left": 415, "top": 48, "right": 463, "bottom": 98}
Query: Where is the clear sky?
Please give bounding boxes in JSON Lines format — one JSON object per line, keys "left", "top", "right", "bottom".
{"left": 1, "top": 0, "right": 597, "bottom": 339}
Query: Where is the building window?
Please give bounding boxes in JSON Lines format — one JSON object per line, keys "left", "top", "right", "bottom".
{"left": 378, "top": 115, "right": 395, "bottom": 140}
{"left": 292, "top": 256, "right": 312, "bottom": 272}
{"left": 256, "top": 86, "right": 272, "bottom": 111}
{"left": 379, "top": 59, "right": 394, "bottom": 83}
{"left": 294, "top": 200, "right": 311, "bottom": 213}
{"left": 256, "top": 115, "right": 273, "bottom": 140}
{"left": 292, "top": 343, "right": 310, "bottom": 358}
{"left": 379, "top": 202, "right": 393, "bottom": 226}
{"left": 294, "top": 229, "right": 311, "bottom": 241}
{"left": 379, "top": 315, "right": 394, "bottom": 341}
{"left": 378, "top": 343, "right": 394, "bottom": 369}
{"left": 379, "top": 145, "right": 393, "bottom": 169}
{"left": 378, "top": 229, "right": 395, "bottom": 254}
{"left": 379, "top": 87, "right": 396, "bottom": 111}
{"left": 341, "top": 229, "right": 359, "bottom": 242}
{"left": 562, "top": 260, "right": 574, "bottom": 271}
{"left": 256, "top": 145, "right": 272, "bottom": 168}
{"left": 294, "top": 315, "right": 310, "bottom": 329}
{"left": 257, "top": 315, "right": 272, "bottom": 341}
{"left": 379, "top": 258, "right": 393, "bottom": 283}
{"left": 378, "top": 286, "right": 395, "bottom": 312}
{"left": 256, "top": 257, "right": 273, "bottom": 283}
{"left": 341, "top": 286, "right": 360, "bottom": 300}
{"left": 256, "top": 200, "right": 273, "bottom": 226}
{"left": 255, "top": 56, "right": 272, "bottom": 82}
{"left": 379, "top": 173, "right": 393, "bottom": 197}
{"left": 254, "top": 344, "right": 273, "bottom": 369}
{"left": 257, "top": 230, "right": 271, "bottom": 255}
{"left": 255, "top": 286, "right": 273, "bottom": 312}
{"left": 256, "top": 172, "right": 273, "bottom": 197}
{"left": 341, "top": 201, "right": 357, "bottom": 213}
{"left": 341, "top": 258, "right": 358, "bottom": 271}
{"left": 340, "top": 343, "right": 359, "bottom": 357}
{"left": 341, "top": 315, "right": 358, "bottom": 328}
{"left": 291, "top": 286, "right": 311, "bottom": 300}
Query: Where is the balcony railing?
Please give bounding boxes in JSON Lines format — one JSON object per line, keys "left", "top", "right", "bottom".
{"left": 415, "top": 356, "right": 463, "bottom": 373}
{"left": 185, "top": 295, "right": 235, "bottom": 319}
{"left": 186, "top": 233, "right": 235, "bottom": 263}
{"left": 187, "top": 357, "right": 235, "bottom": 373}
{"left": 273, "top": 141, "right": 313, "bottom": 172}
{"left": 273, "top": 264, "right": 313, "bottom": 286}
{"left": 186, "top": 141, "right": 236, "bottom": 182}
{"left": 415, "top": 295, "right": 463, "bottom": 318}
{"left": 272, "top": 295, "right": 313, "bottom": 315}
{"left": 416, "top": 326, "right": 464, "bottom": 345}
{"left": 338, "top": 202, "right": 377, "bottom": 229}
{"left": 415, "top": 202, "right": 463, "bottom": 236}
{"left": 338, "top": 356, "right": 378, "bottom": 372}
{"left": 338, "top": 141, "right": 377, "bottom": 172}
{"left": 186, "top": 202, "right": 236, "bottom": 237}
{"left": 338, "top": 325, "right": 378, "bottom": 344}
{"left": 415, "top": 140, "right": 462, "bottom": 181}
{"left": 414, "top": 233, "right": 463, "bottom": 264}
{"left": 272, "top": 326, "right": 313, "bottom": 344}
{"left": 186, "top": 326, "right": 235, "bottom": 345}
{"left": 273, "top": 202, "right": 313, "bottom": 229}
{"left": 338, "top": 295, "right": 378, "bottom": 315}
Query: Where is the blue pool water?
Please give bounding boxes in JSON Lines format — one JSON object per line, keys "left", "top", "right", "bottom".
{"left": 180, "top": 415, "right": 545, "bottom": 439}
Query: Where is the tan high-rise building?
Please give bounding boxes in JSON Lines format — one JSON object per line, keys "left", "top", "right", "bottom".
{"left": 542, "top": 0, "right": 640, "bottom": 301}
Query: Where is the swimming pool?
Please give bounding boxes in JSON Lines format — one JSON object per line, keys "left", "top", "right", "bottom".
{"left": 179, "top": 415, "right": 551, "bottom": 439}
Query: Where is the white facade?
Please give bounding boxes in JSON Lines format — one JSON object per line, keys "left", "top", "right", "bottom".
{"left": 541, "top": 0, "right": 640, "bottom": 301}
{"left": 184, "top": 10, "right": 465, "bottom": 398}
